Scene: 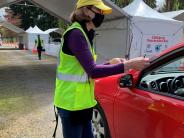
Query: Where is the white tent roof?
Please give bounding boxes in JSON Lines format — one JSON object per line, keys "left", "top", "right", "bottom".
{"left": 0, "top": 20, "right": 24, "bottom": 33}
{"left": 26, "top": 26, "right": 34, "bottom": 33}
{"left": 26, "top": 25, "right": 48, "bottom": 34}
{"left": 131, "top": 16, "right": 183, "bottom": 34}
{"left": 33, "top": 25, "right": 47, "bottom": 34}
{"left": 162, "top": 10, "right": 184, "bottom": 21}
{"left": 122, "top": 0, "right": 177, "bottom": 21}
{"left": 44, "top": 28, "right": 64, "bottom": 34}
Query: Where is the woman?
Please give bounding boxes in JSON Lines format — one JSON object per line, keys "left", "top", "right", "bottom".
{"left": 54, "top": 0, "right": 149, "bottom": 138}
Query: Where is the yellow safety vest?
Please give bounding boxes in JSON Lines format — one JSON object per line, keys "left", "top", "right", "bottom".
{"left": 35, "top": 38, "right": 43, "bottom": 47}
{"left": 54, "top": 22, "right": 97, "bottom": 111}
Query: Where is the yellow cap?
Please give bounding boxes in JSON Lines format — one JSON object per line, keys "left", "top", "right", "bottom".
{"left": 76, "top": 0, "right": 112, "bottom": 14}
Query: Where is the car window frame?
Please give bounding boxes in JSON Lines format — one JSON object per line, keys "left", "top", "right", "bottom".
{"left": 135, "top": 45, "right": 184, "bottom": 101}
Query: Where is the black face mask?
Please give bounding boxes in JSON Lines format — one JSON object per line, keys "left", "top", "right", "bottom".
{"left": 92, "top": 13, "right": 104, "bottom": 28}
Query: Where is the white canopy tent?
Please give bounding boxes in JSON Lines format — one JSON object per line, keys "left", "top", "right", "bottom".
{"left": 25, "top": 25, "right": 49, "bottom": 50}
{"left": 121, "top": 0, "right": 184, "bottom": 58}
{"left": 25, "top": 26, "right": 34, "bottom": 33}
{"left": 44, "top": 28, "right": 63, "bottom": 57}
{"left": 92, "top": 0, "right": 184, "bottom": 61}
{"left": 44, "top": 28, "right": 64, "bottom": 34}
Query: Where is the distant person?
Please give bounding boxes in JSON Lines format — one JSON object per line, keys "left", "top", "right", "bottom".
{"left": 35, "top": 35, "right": 43, "bottom": 60}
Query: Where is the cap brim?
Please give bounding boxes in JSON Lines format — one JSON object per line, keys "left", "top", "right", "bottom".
{"left": 95, "top": 3, "right": 112, "bottom": 14}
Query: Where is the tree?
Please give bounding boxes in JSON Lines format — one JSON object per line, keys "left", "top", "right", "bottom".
{"left": 161, "top": 0, "right": 184, "bottom": 12}
{"left": 58, "top": 20, "right": 68, "bottom": 30}
{"left": 144, "top": 0, "right": 156, "bottom": 9}
{"left": 111, "top": 0, "right": 132, "bottom": 8}
{"left": 7, "top": 0, "right": 59, "bottom": 31}
{"left": 178, "top": 0, "right": 184, "bottom": 9}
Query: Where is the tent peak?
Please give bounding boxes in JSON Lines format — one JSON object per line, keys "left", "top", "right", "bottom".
{"left": 26, "top": 25, "right": 47, "bottom": 34}
{"left": 122, "top": 0, "right": 177, "bottom": 21}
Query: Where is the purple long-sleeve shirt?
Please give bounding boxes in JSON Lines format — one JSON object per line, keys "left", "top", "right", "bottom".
{"left": 63, "top": 29, "right": 124, "bottom": 79}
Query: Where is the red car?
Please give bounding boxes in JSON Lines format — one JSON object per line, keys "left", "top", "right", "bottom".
{"left": 92, "top": 42, "right": 184, "bottom": 138}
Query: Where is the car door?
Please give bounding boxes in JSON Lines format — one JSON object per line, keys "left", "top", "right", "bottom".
{"left": 114, "top": 45, "right": 184, "bottom": 138}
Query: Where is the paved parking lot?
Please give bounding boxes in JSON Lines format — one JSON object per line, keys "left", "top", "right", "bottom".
{"left": 0, "top": 50, "right": 62, "bottom": 138}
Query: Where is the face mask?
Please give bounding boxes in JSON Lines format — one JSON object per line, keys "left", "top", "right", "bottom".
{"left": 92, "top": 13, "right": 104, "bottom": 28}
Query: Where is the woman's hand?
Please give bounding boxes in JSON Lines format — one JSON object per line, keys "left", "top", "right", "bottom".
{"left": 109, "top": 58, "right": 125, "bottom": 65}
{"left": 124, "top": 57, "right": 150, "bottom": 72}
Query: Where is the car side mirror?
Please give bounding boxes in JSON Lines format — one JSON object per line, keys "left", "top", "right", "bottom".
{"left": 119, "top": 74, "right": 133, "bottom": 88}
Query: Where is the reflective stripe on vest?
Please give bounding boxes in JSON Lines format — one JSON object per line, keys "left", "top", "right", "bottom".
{"left": 57, "top": 72, "right": 88, "bottom": 82}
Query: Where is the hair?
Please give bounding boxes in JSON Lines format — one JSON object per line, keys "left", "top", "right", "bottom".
{"left": 70, "top": 6, "right": 92, "bottom": 23}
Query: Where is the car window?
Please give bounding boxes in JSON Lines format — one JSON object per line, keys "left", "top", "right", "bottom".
{"left": 156, "top": 58, "right": 184, "bottom": 72}
{"left": 139, "top": 56, "right": 184, "bottom": 98}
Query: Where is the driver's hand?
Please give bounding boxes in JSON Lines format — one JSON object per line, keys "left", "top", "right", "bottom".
{"left": 124, "top": 57, "right": 150, "bottom": 72}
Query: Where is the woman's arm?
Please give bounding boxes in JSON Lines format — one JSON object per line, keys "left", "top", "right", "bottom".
{"left": 65, "top": 29, "right": 124, "bottom": 79}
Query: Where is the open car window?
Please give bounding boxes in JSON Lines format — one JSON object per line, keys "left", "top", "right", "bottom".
{"left": 139, "top": 56, "right": 184, "bottom": 98}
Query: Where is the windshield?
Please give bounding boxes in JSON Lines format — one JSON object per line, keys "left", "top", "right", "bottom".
{"left": 151, "top": 57, "right": 184, "bottom": 74}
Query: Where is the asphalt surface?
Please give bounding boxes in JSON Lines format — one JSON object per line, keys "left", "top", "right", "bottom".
{"left": 0, "top": 50, "right": 62, "bottom": 138}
